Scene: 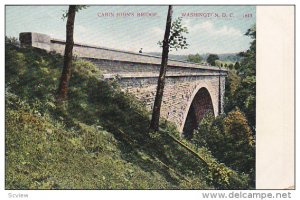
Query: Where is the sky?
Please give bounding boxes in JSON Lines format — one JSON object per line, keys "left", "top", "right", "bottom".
{"left": 5, "top": 5, "right": 255, "bottom": 55}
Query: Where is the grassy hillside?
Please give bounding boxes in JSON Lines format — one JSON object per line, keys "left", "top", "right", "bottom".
{"left": 5, "top": 43, "right": 250, "bottom": 189}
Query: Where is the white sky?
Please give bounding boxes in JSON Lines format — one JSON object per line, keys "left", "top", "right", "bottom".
{"left": 6, "top": 5, "right": 256, "bottom": 54}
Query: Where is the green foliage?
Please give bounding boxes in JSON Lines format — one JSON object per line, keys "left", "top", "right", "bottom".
{"left": 186, "top": 25, "right": 256, "bottom": 188}
{"left": 234, "top": 61, "right": 240, "bottom": 70}
{"left": 197, "top": 147, "right": 249, "bottom": 189}
{"left": 5, "top": 43, "right": 252, "bottom": 189}
{"left": 62, "top": 5, "right": 88, "bottom": 19}
{"left": 187, "top": 53, "right": 203, "bottom": 63}
{"left": 224, "top": 69, "right": 241, "bottom": 103}
{"left": 73, "top": 59, "right": 103, "bottom": 80}
{"left": 158, "top": 17, "right": 189, "bottom": 51}
{"left": 6, "top": 44, "right": 62, "bottom": 109}
{"left": 5, "top": 96, "right": 170, "bottom": 189}
{"left": 5, "top": 36, "right": 19, "bottom": 46}
{"left": 214, "top": 60, "right": 234, "bottom": 68}
{"left": 225, "top": 25, "right": 256, "bottom": 130}
{"left": 162, "top": 129, "right": 250, "bottom": 189}
{"left": 75, "top": 5, "right": 89, "bottom": 12}
{"left": 228, "top": 64, "right": 234, "bottom": 69}
{"left": 206, "top": 54, "right": 219, "bottom": 66}
{"left": 192, "top": 110, "right": 255, "bottom": 187}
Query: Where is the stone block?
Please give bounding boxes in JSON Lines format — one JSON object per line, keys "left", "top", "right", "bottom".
{"left": 19, "top": 32, "right": 51, "bottom": 51}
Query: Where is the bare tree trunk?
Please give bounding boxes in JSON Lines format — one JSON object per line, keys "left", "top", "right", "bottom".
{"left": 56, "top": 5, "right": 76, "bottom": 103}
{"left": 149, "top": 5, "right": 173, "bottom": 132}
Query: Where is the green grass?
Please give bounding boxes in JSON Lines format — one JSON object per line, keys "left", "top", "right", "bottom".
{"left": 5, "top": 43, "right": 250, "bottom": 189}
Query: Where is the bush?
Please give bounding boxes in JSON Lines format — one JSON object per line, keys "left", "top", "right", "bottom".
{"left": 73, "top": 59, "right": 103, "bottom": 80}
{"left": 192, "top": 109, "right": 255, "bottom": 187}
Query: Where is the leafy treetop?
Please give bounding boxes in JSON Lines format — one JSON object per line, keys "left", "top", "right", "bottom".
{"left": 158, "top": 17, "right": 189, "bottom": 51}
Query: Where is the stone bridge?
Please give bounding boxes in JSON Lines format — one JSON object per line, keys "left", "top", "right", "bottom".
{"left": 19, "top": 32, "right": 227, "bottom": 136}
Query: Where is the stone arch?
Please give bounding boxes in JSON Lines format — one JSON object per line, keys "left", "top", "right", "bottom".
{"left": 181, "top": 86, "right": 215, "bottom": 138}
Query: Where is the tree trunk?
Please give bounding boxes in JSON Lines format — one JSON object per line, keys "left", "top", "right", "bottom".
{"left": 56, "top": 5, "right": 76, "bottom": 103}
{"left": 149, "top": 5, "right": 173, "bottom": 132}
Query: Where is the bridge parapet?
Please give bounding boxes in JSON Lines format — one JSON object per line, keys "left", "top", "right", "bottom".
{"left": 19, "top": 32, "right": 227, "bottom": 134}
{"left": 19, "top": 32, "right": 227, "bottom": 74}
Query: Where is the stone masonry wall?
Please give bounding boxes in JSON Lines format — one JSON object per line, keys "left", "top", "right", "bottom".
{"left": 19, "top": 32, "right": 227, "bottom": 133}
{"left": 120, "top": 75, "right": 222, "bottom": 132}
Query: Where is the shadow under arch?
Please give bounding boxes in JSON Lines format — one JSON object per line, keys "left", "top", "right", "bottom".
{"left": 182, "top": 87, "right": 215, "bottom": 138}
